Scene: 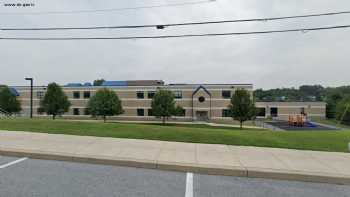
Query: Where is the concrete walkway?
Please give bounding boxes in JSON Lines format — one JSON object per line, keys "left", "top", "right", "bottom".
{"left": 0, "top": 130, "right": 350, "bottom": 185}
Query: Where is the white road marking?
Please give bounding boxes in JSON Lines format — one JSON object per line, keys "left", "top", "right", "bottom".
{"left": 0, "top": 157, "right": 28, "bottom": 169}
{"left": 185, "top": 172, "right": 193, "bottom": 197}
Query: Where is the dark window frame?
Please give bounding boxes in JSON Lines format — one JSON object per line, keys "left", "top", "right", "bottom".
{"left": 73, "top": 91, "right": 80, "bottom": 99}
{"left": 256, "top": 108, "right": 266, "bottom": 117}
{"left": 148, "top": 109, "right": 153, "bottom": 116}
{"left": 178, "top": 109, "right": 186, "bottom": 117}
{"left": 174, "top": 91, "right": 183, "bottom": 99}
{"left": 222, "top": 109, "right": 231, "bottom": 117}
{"left": 73, "top": 108, "right": 80, "bottom": 115}
{"left": 270, "top": 107, "right": 278, "bottom": 117}
{"left": 84, "top": 108, "right": 91, "bottom": 115}
{"left": 222, "top": 90, "right": 231, "bottom": 99}
{"left": 83, "top": 91, "right": 91, "bottom": 99}
{"left": 137, "top": 91, "right": 144, "bottom": 99}
{"left": 137, "top": 108, "right": 145, "bottom": 116}
{"left": 147, "top": 91, "right": 156, "bottom": 99}
{"left": 36, "top": 91, "right": 45, "bottom": 99}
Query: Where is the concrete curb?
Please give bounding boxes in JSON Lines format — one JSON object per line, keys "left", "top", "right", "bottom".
{"left": 1, "top": 148, "right": 350, "bottom": 185}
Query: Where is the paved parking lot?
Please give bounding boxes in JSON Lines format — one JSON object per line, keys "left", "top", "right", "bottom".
{"left": 1, "top": 155, "right": 350, "bottom": 197}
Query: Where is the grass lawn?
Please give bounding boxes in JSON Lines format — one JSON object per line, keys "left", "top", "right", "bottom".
{"left": 312, "top": 118, "right": 350, "bottom": 129}
{"left": 0, "top": 118, "right": 350, "bottom": 152}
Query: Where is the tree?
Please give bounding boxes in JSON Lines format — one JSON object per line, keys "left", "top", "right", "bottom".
{"left": 229, "top": 89, "right": 256, "bottom": 129}
{"left": 0, "top": 86, "right": 21, "bottom": 115}
{"left": 151, "top": 89, "right": 177, "bottom": 124}
{"left": 299, "top": 85, "right": 325, "bottom": 101}
{"left": 93, "top": 79, "right": 105, "bottom": 86}
{"left": 336, "top": 96, "right": 350, "bottom": 125}
{"left": 87, "top": 88, "right": 123, "bottom": 122}
{"left": 326, "top": 92, "right": 343, "bottom": 119}
{"left": 174, "top": 105, "right": 185, "bottom": 117}
{"left": 40, "top": 83, "right": 71, "bottom": 120}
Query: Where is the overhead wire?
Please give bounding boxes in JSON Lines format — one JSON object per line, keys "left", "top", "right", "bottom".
{"left": 1, "top": 24, "right": 349, "bottom": 40}
{"left": 1, "top": 10, "right": 350, "bottom": 31}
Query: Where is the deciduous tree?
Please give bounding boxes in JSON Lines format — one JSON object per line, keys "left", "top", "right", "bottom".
{"left": 40, "top": 83, "right": 71, "bottom": 120}
{"left": 151, "top": 89, "right": 177, "bottom": 124}
{"left": 0, "top": 86, "right": 21, "bottom": 115}
{"left": 229, "top": 89, "right": 256, "bottom": 129}
{"left": 87, "top": 88, "right": 123, "bottom": 122}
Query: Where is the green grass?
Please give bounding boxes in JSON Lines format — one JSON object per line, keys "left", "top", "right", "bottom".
{"left": 0, "top": 118, "right": 350, "bottom": 152}
{"left": 312, "top": 118, "right": 350, "bottom": 129}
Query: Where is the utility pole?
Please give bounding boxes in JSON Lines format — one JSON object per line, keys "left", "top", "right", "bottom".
{"left": 25, "top": 78, "right": 33, "bottom": 118}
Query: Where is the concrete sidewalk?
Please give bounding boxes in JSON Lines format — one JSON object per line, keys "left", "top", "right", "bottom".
{"left": 0, "top": 130, "right": 350, "bottom": 185}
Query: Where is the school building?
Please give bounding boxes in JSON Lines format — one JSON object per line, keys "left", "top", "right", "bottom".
{"left": 12, "top": 80, "right": 326, "bottom": 122}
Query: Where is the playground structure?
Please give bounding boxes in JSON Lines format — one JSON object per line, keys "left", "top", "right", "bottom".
{"left": 288, "top": 114, "right": 308, "bottom": 127}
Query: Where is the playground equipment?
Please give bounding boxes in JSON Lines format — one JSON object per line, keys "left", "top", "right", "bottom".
{"left": 288, "top": 114, "right": 307, "bottom": 127}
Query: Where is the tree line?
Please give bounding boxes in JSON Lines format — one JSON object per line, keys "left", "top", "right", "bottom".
{"left": 255, "top": 85, "right": 350, "bottom": 124}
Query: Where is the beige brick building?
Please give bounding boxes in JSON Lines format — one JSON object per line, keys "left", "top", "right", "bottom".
{"left": 13, "top": 80, "right": 326, "bottom": 121}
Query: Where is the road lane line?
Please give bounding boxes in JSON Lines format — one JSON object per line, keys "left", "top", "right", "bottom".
{"left": 0, "top": 157, "right": 28, "bottom": 169}
{"left": 185, "top": 172, "right": 193, "bottom": 197}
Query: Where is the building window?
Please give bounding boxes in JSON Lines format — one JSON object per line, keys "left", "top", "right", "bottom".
{"left": 73, "top": 108, "right": 80, "bottom": 115}
{"left": 222, "top": 90, "right": 231, "bottom": 99}
{"left": 174, "top": 91, "right": 182, "bottom": 99}
{"left": 83, "top": 91, "right": 90, "bottom": 99}
{"left": 198, "top": 96, "right": 205, "bottom": 103}
{"left": 148, "top": 91, "right": 156, "bottom": 99}
{"left": 137, "top": 109, "right": 144, "bottom": 116}
{"left": 148, "top": 109, "right": 153, "bottom": 116}
{"left": 270, "top": 107, "right": 278, "bottom": 117}
{"left": 37, "top": 107, "right": 45, "bottom": 115}
{"left": 73, "top": 91, "right": 80, "bottom": 99}
{"left": 178, "top": 109, "right": 186, "bottom": 117}
{"left": 222, "top": 109, "right": 231, "bottom": 117}
{"left": 36, "top": 91, "right": 45, "bottom": 99}
{"left": 137, "top": 91, "right": 144, "bottom": 99}
{"left": 256, "top": 108, "right": 266, "bottom": 117}
{"left": 84, "top": 108, "right": 90, "bottom": 115}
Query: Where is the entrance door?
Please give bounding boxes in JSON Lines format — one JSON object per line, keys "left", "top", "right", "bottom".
{"left": 196, "top": 111, "right": 209, "bottom": 121}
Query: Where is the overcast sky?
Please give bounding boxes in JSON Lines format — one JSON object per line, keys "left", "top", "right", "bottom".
{"left": 0, "top": 0, "right": 349, "bottom": 89}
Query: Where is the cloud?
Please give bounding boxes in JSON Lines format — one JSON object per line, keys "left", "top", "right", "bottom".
{"left": 0, "top": 0, "right": 349, "bottom": 89}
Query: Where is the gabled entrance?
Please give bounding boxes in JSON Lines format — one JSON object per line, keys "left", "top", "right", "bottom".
{"left": 191, "top": 85, "right": 212, "bottom": 121}
{"left": 196, "top": 111, "right": 209, "bottom": 121}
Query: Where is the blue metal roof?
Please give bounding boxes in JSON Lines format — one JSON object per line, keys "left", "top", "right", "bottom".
{"left": 102, "top": 81, "right": 127, "bottom": 86}
{"left": 65, "top": 83, "right": 83, "bottom": 87}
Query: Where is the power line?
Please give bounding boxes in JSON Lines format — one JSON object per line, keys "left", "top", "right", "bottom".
{"left": 1, "top": 24, "right": 349, "bottom": 40}
{"left": 2, "top": 10, "right": 350, "bottom": 31}
{"left": 0, "top": 0, "right": 214, "bottom": 15}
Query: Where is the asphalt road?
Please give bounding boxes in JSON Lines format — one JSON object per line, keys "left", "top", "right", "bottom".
{"left": 1, "top": 155, "right": 350, "bottom": 197}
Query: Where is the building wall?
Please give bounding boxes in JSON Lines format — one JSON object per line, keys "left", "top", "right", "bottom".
{"left": 255, "top": 102, "right": 326, "bottom": 120}
{"left": 15, "top": 84, "right": 252, "bottom": 121}
{"left": 14, "top": 84, "right": 326, "bottom": 122}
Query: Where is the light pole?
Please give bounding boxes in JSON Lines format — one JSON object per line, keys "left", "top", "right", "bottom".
{"left": 25, "top": 78, "right": 33, "bottom": 119}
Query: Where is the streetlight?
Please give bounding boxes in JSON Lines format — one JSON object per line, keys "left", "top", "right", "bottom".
{"left": 25, "top": 77, "right": 33, "bottom": 119}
